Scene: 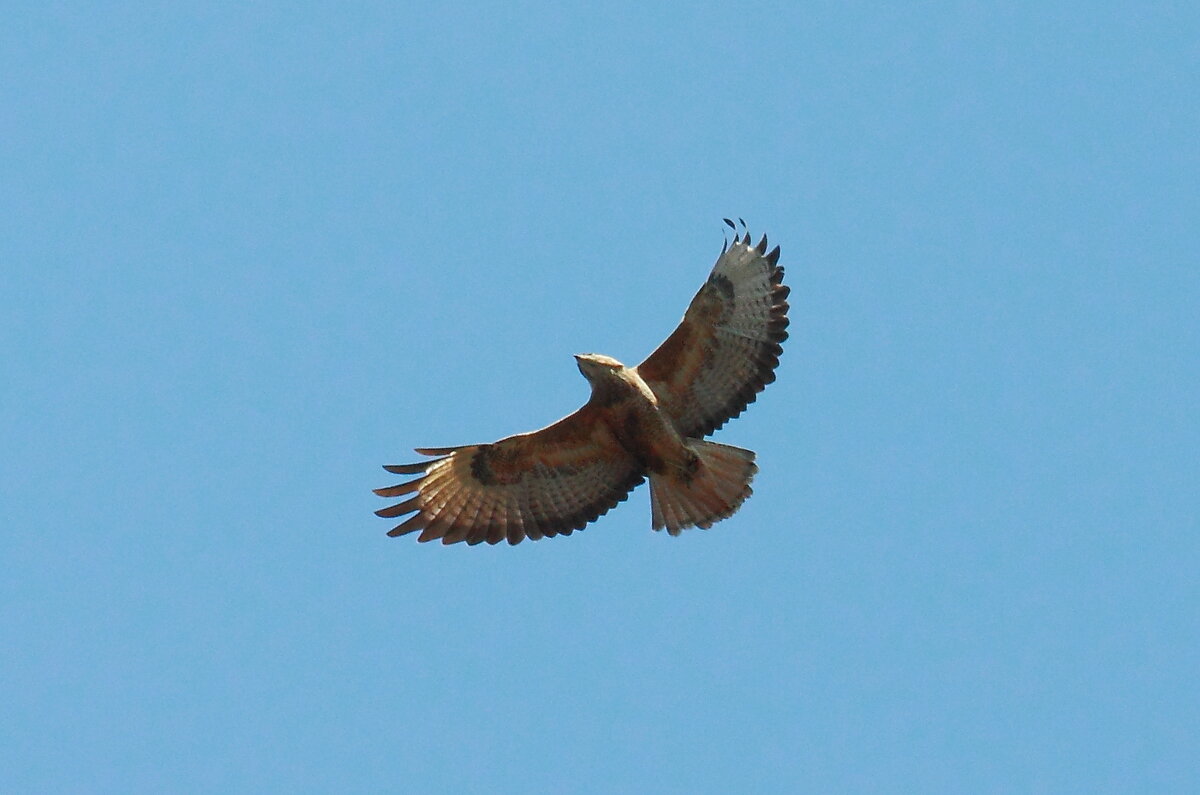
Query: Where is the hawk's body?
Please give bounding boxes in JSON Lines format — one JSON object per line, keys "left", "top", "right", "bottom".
{"left": 376, "top": 225, "right": 789, "bottom": 545}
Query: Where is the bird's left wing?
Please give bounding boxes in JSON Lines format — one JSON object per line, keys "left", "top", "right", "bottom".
{"left": 374, "top": 406, "right": 644, "bottom": 545}
{"left": 636, "top": 229, "right": 790, "bottom": 438}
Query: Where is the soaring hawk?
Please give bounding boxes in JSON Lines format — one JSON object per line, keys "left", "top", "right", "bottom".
{"left": 375, "top": 221, "right": 790, "bottom": 545}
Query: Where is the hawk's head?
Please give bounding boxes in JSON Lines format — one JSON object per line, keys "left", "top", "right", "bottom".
{"left": 574, "top": 353, "right": 625, "bottom": 383}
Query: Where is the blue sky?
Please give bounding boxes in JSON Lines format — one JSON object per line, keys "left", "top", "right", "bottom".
{"left": 3, "top": 2, "right": 1198, "bottom": 791}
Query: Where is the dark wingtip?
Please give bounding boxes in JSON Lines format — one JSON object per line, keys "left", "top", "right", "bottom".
{"left": 757, "top": 234, "right": 768, "bottom": 254}
{"left": 375, "top": 495, "right": 421, "bottom": 518}
{"left": 373, "top": 477, "right": 423, "bottom": 498}
{"left": 723, "top": 217, "right": 736, "bottom": 230}
{"left": 383, "top": 462, "right": 429, "bottom": 474}
{"left": 735, "top": 218, "right": 749, "bottom": 245}
{"left": 388, "top": 513, "right": 426, "bottom": 537}
{"left": 766, "top": 245, "right": 781, "bottom": 266}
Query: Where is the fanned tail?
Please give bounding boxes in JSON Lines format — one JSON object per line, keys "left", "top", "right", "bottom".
{"left": 648, "top": 440, "right": 757, "bottom": 535}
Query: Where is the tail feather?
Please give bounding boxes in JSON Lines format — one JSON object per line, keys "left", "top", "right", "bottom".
{"left": 649, "top": 440, "right": 758, "bottom": 535}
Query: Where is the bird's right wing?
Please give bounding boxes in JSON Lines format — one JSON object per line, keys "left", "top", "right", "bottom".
{"left": 375, "top": 406, "right": 644, "bottom": 545}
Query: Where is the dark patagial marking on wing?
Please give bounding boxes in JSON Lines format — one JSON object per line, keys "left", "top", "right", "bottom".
{"left": 693, "top": 280, "right": 733, "bottom": 328}
{"left": 470, "top": 447, "right": 497, "bottom": 486}
{"left": 470, "top": 445, "right": 525, "bottom": 486}
{"left": 708, "top": 273, "right": 735, "bottom": 300}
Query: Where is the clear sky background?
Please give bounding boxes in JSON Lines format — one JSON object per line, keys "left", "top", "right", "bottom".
{"left": 3, "top": 2, "right": 1198, "bottom": 792}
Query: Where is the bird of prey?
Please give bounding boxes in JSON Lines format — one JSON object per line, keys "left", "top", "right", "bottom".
{"left": 375, "top": 221, "right": 790, "bottom": 545}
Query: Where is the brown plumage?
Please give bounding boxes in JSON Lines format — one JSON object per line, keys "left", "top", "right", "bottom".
{"left": 375, "top": 224, "right": 790, "bottom": 545}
